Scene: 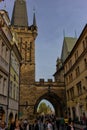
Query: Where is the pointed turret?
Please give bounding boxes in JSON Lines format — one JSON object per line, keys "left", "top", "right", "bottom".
{"left": 33, "top": 11, "right": 37, "bottom": 27}
{"left": 11, "top": 0, "right": 28, "bottom": 27}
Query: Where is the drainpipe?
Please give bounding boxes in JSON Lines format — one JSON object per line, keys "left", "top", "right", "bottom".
{"left": 7, "top": 47, "right": 11, "bottom": 124}
{"left": 18, "top": 60, "right": 22, "bottom": 119}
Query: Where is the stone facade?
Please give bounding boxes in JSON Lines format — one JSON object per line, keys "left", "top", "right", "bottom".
{"left": 10, "top": 27, "right": 37, "bottom": 85}
{"left": 8, "top": 43, "right": 22, "bottom": 122}
{"left": 10, "top": 0, "right": 66, "bottom": 122}
{"left": 0, "top": 10, "right": 11, "bottom": 122}
{"left": 64, "top": 24, "right": 87, "bottom": 120}
{"left": 19, "top": 80, "right": 66, "bottom": 121}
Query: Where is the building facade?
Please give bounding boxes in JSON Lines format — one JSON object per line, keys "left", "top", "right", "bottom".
{"left": 0, "top": 10, "right": 11, "bottom": 122}
{"left": 8, "top": 43, "right": 22, "bottom": 123}
{"left": 10, "top": 0, "right": 38, "bottom": 119}
{"left": 53, "top": 37, "right": 77, "bottom": 114}
{"left": 64, "top": 25, "right": 87, "bottom": 121}
{"left": 0, "top": 9, "right": 22, "bottom": 123}
{"left": 9, "top": 0, "right": 66, "bottom": 121}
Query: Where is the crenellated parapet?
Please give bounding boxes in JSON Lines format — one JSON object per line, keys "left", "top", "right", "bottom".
{"left": 35, "top": 78, "right": 65, "bottom": 87}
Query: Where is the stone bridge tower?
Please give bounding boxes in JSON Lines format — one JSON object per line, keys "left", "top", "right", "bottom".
{"left": 11, "top": 0, "right": 37, "bottom": 85}
{"left": 10, "top": 0, "right": 66, "bottom": 122}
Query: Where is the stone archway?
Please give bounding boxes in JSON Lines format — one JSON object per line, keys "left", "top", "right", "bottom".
{"left": 34, "top": 92, "right": 65, "bottom": 117}
{"left": 19, "top": 81, "right": 66, "bottom": 121}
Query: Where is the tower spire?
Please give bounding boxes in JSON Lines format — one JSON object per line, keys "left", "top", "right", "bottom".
{"left": 33, "top": 8, "right": 37, "bottom": 27}
{"left": 11, "top": 0, "right": 28, "bottom": 27}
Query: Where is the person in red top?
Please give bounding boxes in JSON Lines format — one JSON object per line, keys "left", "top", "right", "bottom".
{"left": 82, "top": 113, "right": 87, "bottom": 125}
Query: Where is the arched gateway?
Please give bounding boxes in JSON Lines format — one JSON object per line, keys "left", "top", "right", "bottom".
{"left": 19, "top": 80, "right": 66, "bottom": 121}
{"left": 10, "top": 0, "right": 66, "bottom": 122}
{"left": 34, "top": 89, "right": 65, "bottom": 116}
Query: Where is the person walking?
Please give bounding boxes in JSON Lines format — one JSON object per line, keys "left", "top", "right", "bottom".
{"left": 47, "top": 119, "right": 53, "bottom": 130}
{"left": 9, "top": 119, "right": 15, "bottom": 130}
{"left": 15, "top": 121, "right": 20, "bottom": 130}
{"left": 0, "top": 121, "right": 7, "bottom": 130}
{"left": 56, "top": 118, "right": 60, "bottom": 130}
{"left": 67, "top": 120, "right": 75, "bottom": 130}
{"left": 83, "top": 120, "right": 87, "bottom": 130}
{"left": 34, "top": 120, "right": 39, "bottom": 130}
{"left": 60, "top": 118, "right": 65, "bottom": 130}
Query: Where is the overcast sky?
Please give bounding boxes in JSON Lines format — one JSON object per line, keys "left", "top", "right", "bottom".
{"left": 0, "top": 0, "right": 87, "bottom": 81}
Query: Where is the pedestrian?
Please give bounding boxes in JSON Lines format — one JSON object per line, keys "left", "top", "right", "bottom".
{"left": 82, "top": 113, "right": 87, "bottom": 125}
{"left": 60, "top": 118, "right": 65, "bottom": 130}
{"left": 9, "top": 119, "right": 15, "bottom": 130}
{"left": 64, "top": 116, "right": 68, "bottom": 128}
{"left": 56, "top": 117, "right": 60, "bottom": 130}
{"left": 83, "top": 120, "right": 87, "bottom": 130}
{"left": 47, "top": 119, "right": 53, "bottom": 130}
{"left": 64, "top": 116, "right": 69, "bottom": 130}
{"left": 26, "top": 121, "right": 30, "bottom": 130}
{"left": 0, "top": 121, "right": 7, "bottom": 130}
{"left": 23, "top": 119, "right": 28, "bottom": 130}
{"left": 34, "top": 120, "right": 39, "bottom": 130}
{"left": 15, "top": 120, "right": 20, "bottom": 130}
{"left": 67, "top": 120, "right": 75, "bottom": 130}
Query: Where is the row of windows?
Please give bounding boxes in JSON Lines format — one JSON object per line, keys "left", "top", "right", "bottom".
{"left": 65, "top": 66, "right": 80, "bottom": 85}
{"left": 11, "top": 52, "right": 19, "bottom": 75}
{"left": 0, "top": 41, "right": 9, "bottom": 63}
{"left": 65, "top": 36, "right": 87, "bottom": 73}
{"left": 67, "top": 81, "right": 82, "bottom": 100}
{"left": 9, "top": 81, "right": 19, "bottom": 101}
{"left": 65, "top": 58, "right": 87, "bottom": 85}
{"left": 0, "top": 74, "right": 8, "bottom": 96}
{"left": 0, "top": 73, "right": 19, "bottom": 100}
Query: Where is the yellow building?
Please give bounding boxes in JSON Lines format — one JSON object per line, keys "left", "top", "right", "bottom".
{"left": 53, "top": 37, "right": 77, "bottom": 116}
{"left": 8, "top": 43, "right": 22, "bottom": 122}
{"left": 64, "top": 24, "right": 87, "bottom": 121}
{"left": 0, "top": 9, "right": 22, "bottom": 123}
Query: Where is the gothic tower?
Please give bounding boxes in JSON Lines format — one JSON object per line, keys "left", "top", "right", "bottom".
{"left": 11, "top": 0, "right": 38, "bottom": 85}
{"left": 9, "top": 0, "right": 66, "bottom": 120}
{"left": 10, "top": 0, "right": 38, "bottom": 118}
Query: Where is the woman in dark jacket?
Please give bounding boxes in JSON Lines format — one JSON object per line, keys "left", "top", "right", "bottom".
{"left": 9, "top": 119, "right": 16, "bottom": 130}
{"left": 34, "top": 120, "right": 39, "bottom": 130}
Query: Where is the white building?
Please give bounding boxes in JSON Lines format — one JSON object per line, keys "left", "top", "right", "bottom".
{"left": 0, "top": 10, "right": 12, "bottom": 122}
